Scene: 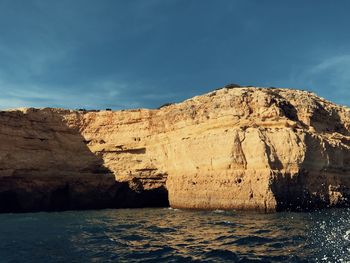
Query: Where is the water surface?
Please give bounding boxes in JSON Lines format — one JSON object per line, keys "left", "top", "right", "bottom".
{"left": 0, "top": 208, "right": 349, "bottom": 262}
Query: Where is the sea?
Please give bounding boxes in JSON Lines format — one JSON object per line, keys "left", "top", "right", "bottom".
{"left": 0, "top": 208, "right": 349, "bottom": 262}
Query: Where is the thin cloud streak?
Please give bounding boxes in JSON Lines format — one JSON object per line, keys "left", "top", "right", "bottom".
{"left": 0, "top": 77, "right": 141, "bottom": 110}
{"left": 286, "top": 54, "right": 350, "bottom": 106}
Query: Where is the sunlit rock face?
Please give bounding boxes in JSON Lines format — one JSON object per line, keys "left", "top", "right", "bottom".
{"left": 1, "top": 87, "right": 350, "bottom": 212}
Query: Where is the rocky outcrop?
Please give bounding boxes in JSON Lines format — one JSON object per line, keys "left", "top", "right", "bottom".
{"left": 1, "top": 87, "right": 350, "bottom": 212}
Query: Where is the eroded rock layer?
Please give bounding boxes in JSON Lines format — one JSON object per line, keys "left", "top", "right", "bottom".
{"left": 1, "top": 87, "right": 350, "bottom": 212}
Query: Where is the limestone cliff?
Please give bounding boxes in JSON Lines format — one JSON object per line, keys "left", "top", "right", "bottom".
{"left": 1, "top": 87, "right": 350, "bottom": 212}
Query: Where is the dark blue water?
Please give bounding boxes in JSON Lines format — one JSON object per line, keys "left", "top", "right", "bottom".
{"left": 0, "top": 208, "right": 349, "bottom": 262}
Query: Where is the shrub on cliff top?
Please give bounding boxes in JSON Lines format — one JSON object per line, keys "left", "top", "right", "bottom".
{"left": 224, "top": 83, "right": 241, "bottom": 89}
{"left": 158, "top": 103, "right": 174, "bottom": 109}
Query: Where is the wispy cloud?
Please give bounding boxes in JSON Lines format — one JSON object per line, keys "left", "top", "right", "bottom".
{"left": 309, "top": 55, "right": 350, "bottom": 74}
{"left": 286, "top": 54, "right": 350, "bottom": 106}
{"left": 0, "top": 77, "right": 143, "bottom": 110}
{"left": 0, "top": 0, "right": 187, "bottom": 110}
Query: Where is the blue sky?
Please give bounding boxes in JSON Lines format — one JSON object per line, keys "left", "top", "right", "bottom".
{"left": 0, "top": 0, "right": 350, "bottom": 109}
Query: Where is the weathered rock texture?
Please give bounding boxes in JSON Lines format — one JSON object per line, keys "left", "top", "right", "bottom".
{"left": 1, "top": 87, "right": 350, "bottom": 212}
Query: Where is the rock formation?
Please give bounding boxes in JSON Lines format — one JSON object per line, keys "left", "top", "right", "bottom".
{"left": 0, "top": 87, "right": 350, "bottom": 212}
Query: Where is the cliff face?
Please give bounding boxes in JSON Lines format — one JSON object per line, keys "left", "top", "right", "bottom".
{"left": 0, "top": 108, "right": 168, "bottom": 212}
{"left": 1, "top": 87, "right": 350, "bottom": 212}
